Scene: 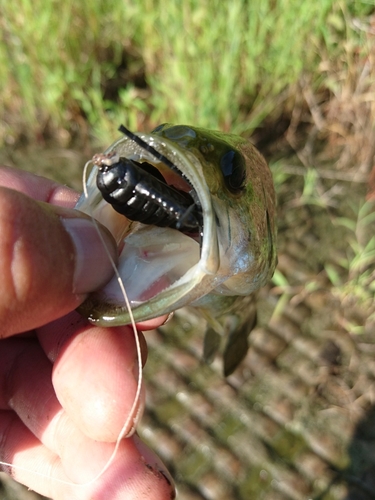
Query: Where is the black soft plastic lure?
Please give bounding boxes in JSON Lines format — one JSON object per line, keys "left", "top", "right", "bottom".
{"left": 77, "top": 124, "right": 277, "bottom": 375}
{"left": 94, "top": 125, "right": 202, "bottom": 233}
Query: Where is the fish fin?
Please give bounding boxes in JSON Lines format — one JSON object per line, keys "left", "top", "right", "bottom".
{"left": 223, "top": 309, "right": 257, "bottom": 376}
{"left": 203, "top": 328, "right": 222, "bottom": 364}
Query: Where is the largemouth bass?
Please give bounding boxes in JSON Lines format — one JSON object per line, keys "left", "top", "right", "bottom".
{"left": 76, "top": 124, "right": 277, "bottom": 375}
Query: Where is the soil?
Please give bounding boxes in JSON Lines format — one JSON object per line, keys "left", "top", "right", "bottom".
{"left": 0, "top": 133, "right": 374, "bottom": 499}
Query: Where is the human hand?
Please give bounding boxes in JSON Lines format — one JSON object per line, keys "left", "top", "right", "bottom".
{"left": 0, "top": 166, "right": 175, "bottom": 499}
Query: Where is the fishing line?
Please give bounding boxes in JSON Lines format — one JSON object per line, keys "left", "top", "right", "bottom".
{"left": 0, "top": 159, "right": 144, "bottom": 489}
{"left": 67, "top": 158, "right": 146, "bottom": 484}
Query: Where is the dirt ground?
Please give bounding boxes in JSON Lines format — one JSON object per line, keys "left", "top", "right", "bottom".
{"left": 0, "top": 119, "right": 374, "bottom": 499}
{"left": 135, "top": 153, "right": 375, "bottom": 499}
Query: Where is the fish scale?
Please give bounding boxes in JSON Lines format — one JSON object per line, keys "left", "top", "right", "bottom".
{"left": 76, "top": 124, "right": 277, "bottom": 374}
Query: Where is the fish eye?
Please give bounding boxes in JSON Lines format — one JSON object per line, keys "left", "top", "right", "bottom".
{"left": 220, "top": 150, "right": 246, "bottom": 192}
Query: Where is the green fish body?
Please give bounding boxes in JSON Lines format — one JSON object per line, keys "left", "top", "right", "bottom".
{"left": 76, "top": 125, "right": 277, "bottom": 374}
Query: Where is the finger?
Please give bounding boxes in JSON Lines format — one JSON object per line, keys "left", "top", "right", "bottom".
{"left": 0, "top": 187, "right": 117, "bottom": 338}
{"left": 0, "top": 167, "right": 173, "bottom": 332}
{"left": 37, "top": 312, "right": 145, "bottom": 441}
{"left": 0, "top": 334, "right": 139, "bottom": 470}
{"left": 0, "top": 165, "right": 79, "bottom": 207}
{"left": 0, "top": 412, "right": 175, "bottom": 500}
{"left": 0, "top": 335, "right": 174, "bottom": 498}
{"left": 0, "top": 334, "right": 144, "bottom": 480}
{"left": 136, "top": 313, "right": 171, "bottom": 330}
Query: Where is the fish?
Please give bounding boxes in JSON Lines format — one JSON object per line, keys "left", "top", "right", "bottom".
{"left": 75, "top": 124, "right": 277, "bottom": 375}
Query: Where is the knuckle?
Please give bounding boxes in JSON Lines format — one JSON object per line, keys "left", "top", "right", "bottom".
{"left": 0, "top": 192, "right": 25, "bottom": 327}
{"left": 0, "top": 411, "right": 18, "bottom": 476}
{"left": 0, "top": 188, "right": 73, "bottom": 336}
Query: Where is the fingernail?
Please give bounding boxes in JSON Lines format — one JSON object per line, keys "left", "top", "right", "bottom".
{"left": 61, "top": 217, "right": 117, "bottom": 294}
{"left": 162, "top": 312, "right": 174, "bottom": 325}
{"left": 133, "top": 435, "right": 176, "bottom": 497}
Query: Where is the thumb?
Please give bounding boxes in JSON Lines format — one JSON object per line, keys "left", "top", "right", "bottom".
{"left": 0, "top": 187, "right": 116, "bottom": 338}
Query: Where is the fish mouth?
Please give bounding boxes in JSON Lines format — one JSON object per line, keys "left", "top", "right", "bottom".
{"left": 76, "top": 131, "right": 220, "bottom": 326}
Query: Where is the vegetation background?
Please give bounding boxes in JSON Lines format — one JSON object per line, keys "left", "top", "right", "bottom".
{"left": 0, "top": 1, "right": 375, "bottom": 499}
{"left": 0, "top": 1, "right": 371, "bottom": 143}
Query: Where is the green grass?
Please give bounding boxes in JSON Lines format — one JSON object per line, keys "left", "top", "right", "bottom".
{"left": 325, "top": 201, "right": 375, "bottom": 330}
{"left": 1, "top": 0, "right": 374, "bottom": 330}
{"left": 0, "top": 0, "right": 371, "bottom": 146}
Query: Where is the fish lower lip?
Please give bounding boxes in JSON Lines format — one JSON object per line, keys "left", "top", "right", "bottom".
{"left": 78, "top": 225, "right": 201, "bottom": 322}
{"left": 76, "top": 126, "right": 221, "bottom": 325}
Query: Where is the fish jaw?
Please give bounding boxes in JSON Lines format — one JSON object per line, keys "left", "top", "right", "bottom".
{"left": 76, "top": 130, "right": 222, "bottom": 326}
{"left": 76, "top": 125, "right": 277, "bottom": 328}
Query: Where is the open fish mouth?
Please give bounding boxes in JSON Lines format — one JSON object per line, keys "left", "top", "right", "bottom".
{"left": 76, "top": 125, "right": 223, "bottom": 326}
{"left": 94, "top": 125, "right": 204, "bottom": 235}
{"left": 76, "top": 124, "right": 277, "bottom": 333}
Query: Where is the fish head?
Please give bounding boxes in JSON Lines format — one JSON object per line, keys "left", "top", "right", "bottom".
{"left": 152, "top": 124, "right": 277, "bottom": 297}
{"left": 76, "top": 125, "right": 277, "bottom": 326}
